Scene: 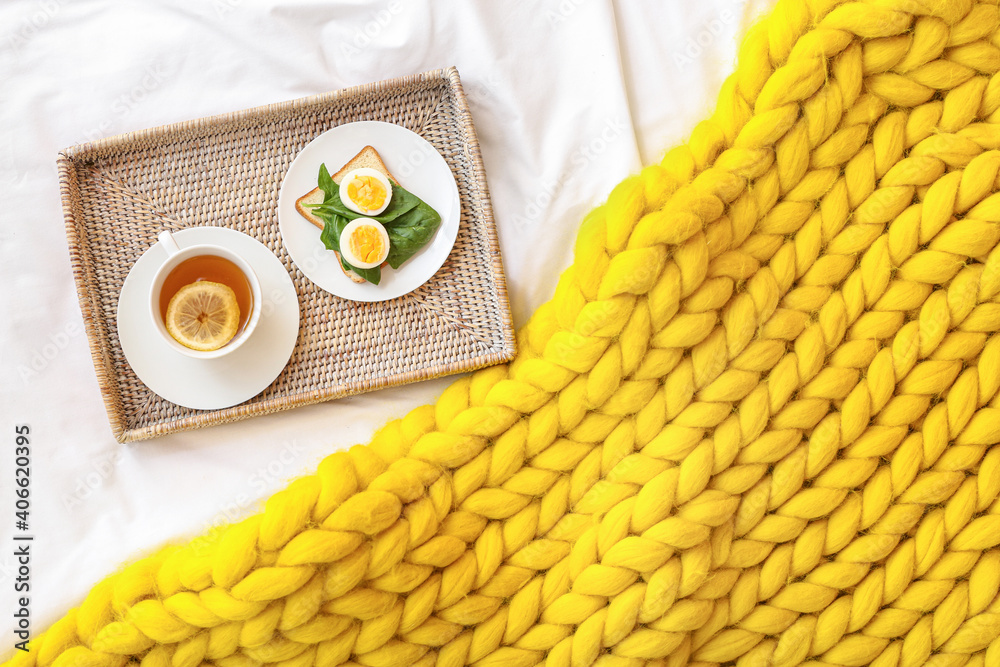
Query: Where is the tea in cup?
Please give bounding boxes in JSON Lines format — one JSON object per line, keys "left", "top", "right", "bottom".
{"left": 149, "top": 230, "right": 262, "bottom": 359}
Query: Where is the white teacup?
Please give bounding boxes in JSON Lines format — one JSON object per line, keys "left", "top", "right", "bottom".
{"left": 149, "top": 230, "right": 262, "bottom": 359}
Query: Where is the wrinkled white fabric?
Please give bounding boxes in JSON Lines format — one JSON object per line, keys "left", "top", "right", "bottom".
{"left": 0, "top": 0, "right": 771, "bottom": 636}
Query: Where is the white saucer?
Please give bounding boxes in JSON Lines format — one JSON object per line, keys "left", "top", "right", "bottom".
{"left": 277, "top": 121, "right": 461, "bottom": 302}
{"left": 117, "top": 227, "right": 300, "bottom": 411}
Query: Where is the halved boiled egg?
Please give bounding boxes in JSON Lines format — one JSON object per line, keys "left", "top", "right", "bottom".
{"left": 339, "top": 167, "right": 392, "bottom": 216}
{"left": 339, "top": 218, "right": 390, "bottom": 269}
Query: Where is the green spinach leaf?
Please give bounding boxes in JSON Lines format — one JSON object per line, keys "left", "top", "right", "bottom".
{"left": 310, "top": 162, "right": 443, "bottom": 284}
{"left": 383, "top": 198, "right": 442, "bottom": 269}
{"left": 318, "top": 213, "right": 382, "bottom": 285}
{"left": 312, "top": 166, "right": 419, "bottom": 224}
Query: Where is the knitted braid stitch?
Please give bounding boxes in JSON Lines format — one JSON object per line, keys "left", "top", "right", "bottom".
{"left": 13, "top": 0, "right": 1000, "bottom": 665}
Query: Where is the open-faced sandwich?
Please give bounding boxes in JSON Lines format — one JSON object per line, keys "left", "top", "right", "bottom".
{"left": 295, "top": 146, "right": 442, "bottom": 285}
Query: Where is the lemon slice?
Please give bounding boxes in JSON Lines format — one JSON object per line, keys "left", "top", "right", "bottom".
{"left": 165, "top": 281, "right": 240, "bottom": 351}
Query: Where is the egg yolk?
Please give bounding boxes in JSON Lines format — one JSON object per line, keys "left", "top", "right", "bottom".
{"left": 348, "top": 225, "right": 385, "bottom": 264}
{"left": 346, "top": 175, "right": 388, "bottom": 213}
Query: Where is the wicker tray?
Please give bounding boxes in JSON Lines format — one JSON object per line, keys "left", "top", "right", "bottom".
{"left": 58, "top": 67, "right": 515, "bottom": 443}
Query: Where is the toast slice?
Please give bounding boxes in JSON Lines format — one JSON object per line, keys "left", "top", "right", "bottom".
{"left": 296, "top": 145, "right": 399, "bottom": 283}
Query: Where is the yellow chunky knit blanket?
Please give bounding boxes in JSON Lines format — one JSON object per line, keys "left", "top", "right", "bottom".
{"left": 14, "top": 0, "right": 1000, "bottom": 665}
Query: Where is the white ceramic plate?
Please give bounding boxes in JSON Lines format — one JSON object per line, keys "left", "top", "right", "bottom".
{"left": 117, "top": 227, "right": 300, "bottom": 410}
{"left": 277, "top": 121, "right": 461, "bottom": 302}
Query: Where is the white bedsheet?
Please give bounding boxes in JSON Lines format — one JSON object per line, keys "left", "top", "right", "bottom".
{"left": 0, "top": 0, "right": 773, "bottom": 643}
